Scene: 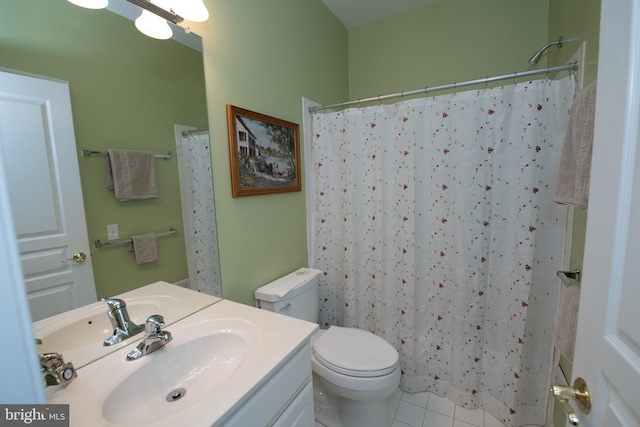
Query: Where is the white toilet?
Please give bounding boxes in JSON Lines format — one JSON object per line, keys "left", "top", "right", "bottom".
{"left": 255, "top": 268, "right": 400, "bottom": 427}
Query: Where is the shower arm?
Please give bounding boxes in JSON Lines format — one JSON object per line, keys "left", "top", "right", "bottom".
{"left": 528, "top": 36, "right": 564, "bottom": 65}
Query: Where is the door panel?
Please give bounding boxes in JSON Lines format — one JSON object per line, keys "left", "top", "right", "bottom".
{"left": 0, "top": 70, "right": 97, "bottom": 321}
{"left": 571, "top": 0, "right": 640, "bottom": 426}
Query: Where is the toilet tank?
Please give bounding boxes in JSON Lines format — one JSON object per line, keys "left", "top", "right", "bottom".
{"left": 255, "top": 268, "right": 322, "bottom": 323}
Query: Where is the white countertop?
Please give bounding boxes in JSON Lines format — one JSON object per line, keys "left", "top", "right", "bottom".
{"left": 46, "top": 299, "right": 318, "bottom": 427}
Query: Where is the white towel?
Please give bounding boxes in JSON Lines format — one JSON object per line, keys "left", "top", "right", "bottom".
{"left": 554, "top": 80, "right": 597, "bottom": 208}
{"left": 552, "top": 285, "right": 581, "bottom": 362}
{"left": 126, "top": 233, "right": 158, "bottom": 264}
{"left": 106, "top": 149, "right": 158, "bottom": 201}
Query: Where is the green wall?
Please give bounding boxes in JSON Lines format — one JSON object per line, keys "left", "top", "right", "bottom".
{"left": 0, "top": 0, "right": 604, "bottom": 415}
{"left": 0, "top": 0, "right": 348, "bottom": 305}
{"left": 189, "top": 0, "right": 348, "bottom": 305}
{"left": 0, "top": 0, "right": 208, "bottom": 298}
{"left": 1, "top": 0, "right": 598, "bottom": 328}
{"left": 348, "top": 0, "right": 550, "bottom": 100}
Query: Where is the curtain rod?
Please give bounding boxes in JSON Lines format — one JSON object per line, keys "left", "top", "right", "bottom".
{"left": 310, "top": 62, "right": 579, "bottom": 113}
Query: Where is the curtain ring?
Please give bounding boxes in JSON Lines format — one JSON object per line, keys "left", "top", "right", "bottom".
{"left": 485, "top": 76, "right": 489, "bottom": 89}
{"left": 377, "top": 95, "right": 381, "bottom": 106}
{"left": 453, "top": 81, "right": 457, "bottom": 94}
{"left": 513, "top": 72, "right": 517, "bottom": 85}
{"left": 401, "top": 90, "right": 405, "bottom": 101}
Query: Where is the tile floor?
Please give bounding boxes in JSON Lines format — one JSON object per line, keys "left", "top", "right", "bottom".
{"left": 388, "top": 388, "right": 506, "bottom": 427}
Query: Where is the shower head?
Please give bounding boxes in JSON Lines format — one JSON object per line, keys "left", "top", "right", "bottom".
{"left": 528, "top": 36, "right": 564, "bottom": 65}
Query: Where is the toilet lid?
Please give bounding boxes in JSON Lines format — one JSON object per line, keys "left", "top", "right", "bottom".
{"left": 312, "top": 326, "right": 399, "bottom": 378}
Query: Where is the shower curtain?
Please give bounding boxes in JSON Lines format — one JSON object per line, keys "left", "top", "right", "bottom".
{"left": 309, "top": 77, "right": 575, "bottom": 426}
{"left": 178, "top": 130, "right": 222, "bottom": 297}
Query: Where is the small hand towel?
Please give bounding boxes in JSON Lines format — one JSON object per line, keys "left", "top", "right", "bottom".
{"left": 552, "top": 285, "right": 581, "bottom": 362}
{"left": 106, "top": 149, "right": 158, "bottom": 201}
{"left": 126, "top": 233, "right": 158, "bottom": 264}
{"left": 554, "top": 80, "right": 597, "bottom": 208}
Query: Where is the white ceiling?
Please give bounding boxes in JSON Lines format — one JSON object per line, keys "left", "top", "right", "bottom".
{"left": 321, "top": 0, "right": 442, "bottom": 29}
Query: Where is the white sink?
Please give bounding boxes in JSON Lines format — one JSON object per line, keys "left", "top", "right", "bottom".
{"left": 33, "top": 282, "right": 221, "bottom": 368}
{"left": 103, "top": 318, "right": 255, "bottom": 425}
{"left": 46, "top": 300, "right": 317, "bottom": 427}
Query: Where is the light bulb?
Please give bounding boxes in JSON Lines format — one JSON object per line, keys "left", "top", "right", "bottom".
{"left": 135, "top": 10, "right": 173, "bottom": 40}
{"left": 67, "top": 0, "right": 108, "bottom": 9}
{"left": 169, "top": 0, "right": 209, "bottom": 22}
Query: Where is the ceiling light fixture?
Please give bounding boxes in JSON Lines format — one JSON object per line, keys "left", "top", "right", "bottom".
{"left": 127, "top": 0, "right": 183, "bottom": 24}
{"left": 66, "top": 0, "right": 209, "bottom": 40}
{"left": 169, "top": 0, "right": 209, "bottom": 22}
{"left": 135, "top": 7, "right": 174, "bottom": 39}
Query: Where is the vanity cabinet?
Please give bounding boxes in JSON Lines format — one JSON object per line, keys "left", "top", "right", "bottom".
{"left": 219, "top": 344, "right": 315, "bottom": 427}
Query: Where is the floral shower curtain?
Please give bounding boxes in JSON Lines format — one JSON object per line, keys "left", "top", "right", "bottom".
{"left": 309, "top": 77, "right": 575, "bottom": 426}
{"left": 179, "top": 130, "right": 222, "bottom": 297}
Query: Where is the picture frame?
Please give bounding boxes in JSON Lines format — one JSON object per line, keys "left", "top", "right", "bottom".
{"left": 226, "top": 105, "right": 301, "bottom": 197}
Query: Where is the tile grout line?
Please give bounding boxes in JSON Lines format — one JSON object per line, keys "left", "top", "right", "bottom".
{"left": 392, "top": 388, "right": 502, "bottom": 427}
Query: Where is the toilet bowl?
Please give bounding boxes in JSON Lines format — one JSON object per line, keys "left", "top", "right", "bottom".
{"left": 311, "top": 327, "right": 400, "bottom": 427}
{"left": 255, "top": 268, "right": 400, "bottom": 427}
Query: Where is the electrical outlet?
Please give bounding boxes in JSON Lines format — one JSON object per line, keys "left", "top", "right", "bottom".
{"left": 107, "top": 224, "right": 119, "bottom": 240}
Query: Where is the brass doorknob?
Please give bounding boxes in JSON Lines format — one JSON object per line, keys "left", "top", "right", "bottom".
{"left": 551, "top": 377, "right": 591, "bottom": 426}
{"left": 62, "top": 252, "right": 87, "bottom": 263}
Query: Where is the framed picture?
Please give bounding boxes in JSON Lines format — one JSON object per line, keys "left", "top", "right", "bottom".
{"left": 226, "top": 105, "right": 301, "bottom": 197}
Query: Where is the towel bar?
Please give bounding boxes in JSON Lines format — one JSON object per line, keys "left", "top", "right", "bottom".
{"left": 83, "top": 149, "right": 172, "bottom": 159}
{"left": 95, "top": 228, "right": 177, "bottom": 248}
{"left": 557, "top": 269, "right": 581, "bottom": 287}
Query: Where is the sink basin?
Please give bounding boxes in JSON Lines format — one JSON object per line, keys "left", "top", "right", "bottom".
{"left": 33, "top": 282, "right": 221, "bottom": 368}
{"left": 46, "top": 300, "right": 318, "bottom": 427}
{"left": 103, "top": 326, "right": 250, "bottom": 425}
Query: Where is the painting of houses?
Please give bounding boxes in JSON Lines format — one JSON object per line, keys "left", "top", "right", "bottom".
{"left": 227, "top": 105, "right": 300, "bottom": 197}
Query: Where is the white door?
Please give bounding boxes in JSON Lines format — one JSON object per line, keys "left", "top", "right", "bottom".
{"left": 569, "top": 1, "right": 640, "bottom": 426}
{"left": 0, "top": 70, "right": 97, "bottom": 321}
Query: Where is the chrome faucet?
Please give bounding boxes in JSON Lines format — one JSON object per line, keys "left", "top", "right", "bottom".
{"left": 40, "top": 353, "right": 77, "bottom": 387}
{"left": 102, "top": 298, "right": 144, "bottom": 346}
{"left": 126, "top": 315, "right": 172, "bottom": 361}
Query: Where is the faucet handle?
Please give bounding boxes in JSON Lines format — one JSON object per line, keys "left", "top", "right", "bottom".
{"left": 102, "top": 298, "right": 126, "bottom": 311}
{"left": 144, "top": 315, "right": 165, "bottom": 334}
{"left": 40, "top": 353, "right": 77, "bottom": 387}
{"left": 40, "top": 352, "right": 64, "bottom": 371}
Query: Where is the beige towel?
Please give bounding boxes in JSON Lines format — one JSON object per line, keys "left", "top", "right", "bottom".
{"left": 553, "top": 285, "right": 581, "bottom": 362}
{"left": 554, "top": 80, "right": 597, "bottom": 208}
{"left": 126, "top": 233, "right": 158, "bottom": 264}
{"left": 106, "top": 149, "right": 158, "bottom": 201}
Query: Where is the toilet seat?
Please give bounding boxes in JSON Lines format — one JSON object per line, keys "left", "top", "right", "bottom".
{"left": 312, "top": 326, "right": 398, "bottom": 378}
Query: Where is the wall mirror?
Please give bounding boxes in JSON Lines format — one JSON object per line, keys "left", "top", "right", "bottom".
{"left": 0, "top": 0, "right": 221, "bottom": 326}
